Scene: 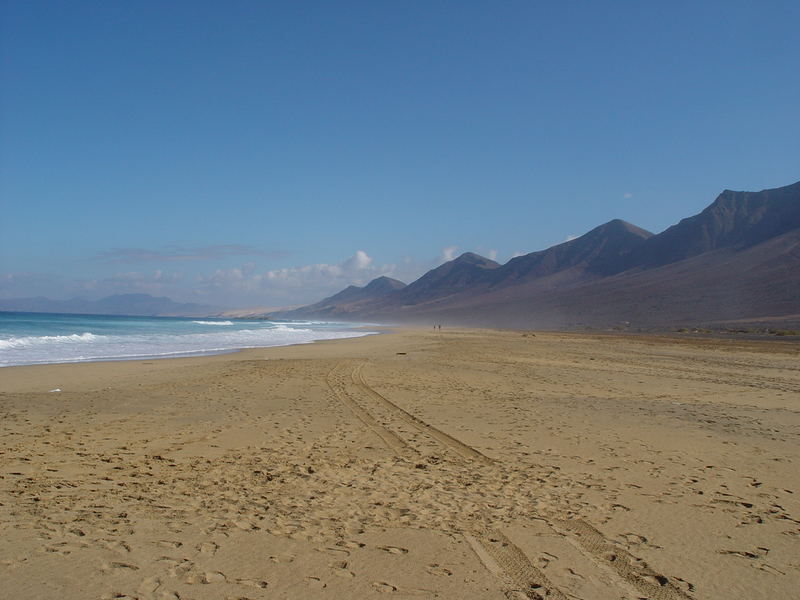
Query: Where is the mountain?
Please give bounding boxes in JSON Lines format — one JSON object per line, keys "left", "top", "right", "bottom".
{"left": 282, "top": 180, "right": 800, "bottom": 328}
{"left": 281, "top": 276, "right": 406, "bottom": 318}
{"left": 405, "top": 226, "right": 800, "bottom": 329}
{"left": 326, "top": 276, "right": 407, "bottom": 305}
{"left": 281, "top": 221, "right": 652, "bottom": 318}
{"left": 0, "top": 293, "right": 219, "bottom": 317}
{"left": 391, "top": 252, "right": 500, "bottom": 305}
{"left": 488, "top": 219, "right": 653, "bottom": 287}
{"left": 623, "top": 181, "right": 800, "bottom": 269}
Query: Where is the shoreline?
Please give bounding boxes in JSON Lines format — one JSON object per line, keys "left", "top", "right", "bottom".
{"left": 0, "top": 328, "right": 394, "bottom": 394}
{"left": 3, "top": 327, "right": 797, "bottom": 394}
{"left": 0, "top": 320, "right": 384, "bottom": 372}
{"left": 1, "top": 328, "right": 798, "bottom": 599}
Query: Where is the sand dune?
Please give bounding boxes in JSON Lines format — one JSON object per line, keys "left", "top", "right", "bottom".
{"left": 1, "top": 329, "right": 798, "bottom": 599}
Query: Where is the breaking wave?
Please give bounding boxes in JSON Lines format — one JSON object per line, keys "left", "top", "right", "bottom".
{"left": 0, "top": 316, "right": 374, "bottom": 367}
{"left": 0, "top": 332, "right": 100, "bottom": 350}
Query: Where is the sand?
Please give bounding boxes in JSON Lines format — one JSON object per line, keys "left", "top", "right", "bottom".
{"left": 1, "top": 328, "right": 798, "bottom": 599}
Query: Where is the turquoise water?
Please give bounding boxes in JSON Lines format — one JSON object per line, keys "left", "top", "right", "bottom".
{"left": 0, "top": 312, "right": 373, "bottom": 367}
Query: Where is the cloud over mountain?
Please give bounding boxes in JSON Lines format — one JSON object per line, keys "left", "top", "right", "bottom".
{"left": 194, "top": 250, "right": 400, "bottom": 304}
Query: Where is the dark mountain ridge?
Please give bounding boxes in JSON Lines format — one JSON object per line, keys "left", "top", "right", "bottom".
{"left": 404, "top": 227, "right": 800, "bottom": 329}
{"left": 279, "top": 180, "right": 800, "bottom": 327}
{"left": 319, "top": 276, "right": 406, "bottom": 306}
{"left": 625, "top": 181, "right": 800, "bottom": 269}
{"left": 393, "top": 252, "right": 500, "bottom": 306}
{"left": 488, "top": 219, "right": 653, "bottom": 287}
{"left": 281, "top": 276, "right": 406, "bottom": 318}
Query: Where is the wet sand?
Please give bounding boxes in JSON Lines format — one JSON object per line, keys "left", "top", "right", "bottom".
{"left": 1, "top": 329, "right": 798, "bottom": 599}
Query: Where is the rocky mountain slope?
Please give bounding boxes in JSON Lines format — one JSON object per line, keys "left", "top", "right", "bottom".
{"left": 282, "top": 276, "right": 406, "bottom": 319}
{"left": 276, "top": 181, "right": 800, "bottom": 328}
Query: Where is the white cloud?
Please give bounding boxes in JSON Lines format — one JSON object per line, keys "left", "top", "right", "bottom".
{"left": 564, "top": 235, "right": 578, "bottom": 242}
{"left": 342, "top": 249, "right": 372, "bottom": 271}
{"left": 2, "top": 248, "right": 483, "bottom": 308}
{"left": 623, "top": 192, "right": 633, "bottom": 199}
{"left": 194, "top": 250, "right": 400, "bottom": 305}
{"left": 440, "top": 246, "right": 459, "bottom": 262}
{"left": 2, "top": 251, "right": 400, "bottom": 306}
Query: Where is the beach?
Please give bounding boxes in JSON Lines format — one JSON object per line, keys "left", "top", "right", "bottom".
{"left": 1, "top": 328, "right": 798, "bottom": 599}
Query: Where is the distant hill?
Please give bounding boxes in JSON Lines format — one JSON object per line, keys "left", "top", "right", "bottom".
{"left": 281, "top": 276, "right": 406, "bottom": 319}
{"left": 0, "top": 293, "right": 219, "bottom": 317}
{"left": 392, "top": 252, "right": 499, "bottom": 305}
{"left": 276, "top": 180, "right": 800, "bottom": 328}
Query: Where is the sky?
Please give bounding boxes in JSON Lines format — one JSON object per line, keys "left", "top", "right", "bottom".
{"left": 2, "top": 1, "right": 798, "bottom": 308}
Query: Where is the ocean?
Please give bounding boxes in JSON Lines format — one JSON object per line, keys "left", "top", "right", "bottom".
{"left": 0, "top": 312, "right": 375, "bottom": 367}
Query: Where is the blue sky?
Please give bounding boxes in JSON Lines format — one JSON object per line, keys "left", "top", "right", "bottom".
{"left": 2, "top": 1, "right": 798, "bottom": 307}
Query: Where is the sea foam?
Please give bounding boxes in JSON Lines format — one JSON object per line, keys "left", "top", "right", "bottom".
{"left": 0, "top": 332, "right": 100, "bottom": 350}
{"left": 0, "top": 314, "right": 373, "bottom": 367}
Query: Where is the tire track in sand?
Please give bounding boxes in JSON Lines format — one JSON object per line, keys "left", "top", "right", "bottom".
{"left": 465, "top": 529, "right": 568, "bottom": 600}
{"left": 552, "top": 518, "right": 690, "bottom": 600}
{"left": 352, "top": 362, "right": 494, "bottom": 466}
{"left": 329, "top": 361, "right": 693, "bottom": 600}
{"left": 326, "top": 362, "right": 409, "bottom": 455}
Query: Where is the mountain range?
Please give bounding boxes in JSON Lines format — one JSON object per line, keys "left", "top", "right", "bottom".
{"left": 279, "top": 181, "right": 800, "bottom": 328}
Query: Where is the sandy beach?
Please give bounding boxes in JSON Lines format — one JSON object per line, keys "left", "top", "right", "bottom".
{"left": 1, "top": 328, "right": 798, "bottom": 599}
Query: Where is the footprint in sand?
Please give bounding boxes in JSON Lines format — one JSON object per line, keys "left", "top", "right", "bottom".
{"left": 305, "top": 576, "right": 326, "bottom": 589}
{"left": 269, "top": 553, "right": 295, "bottom": 563}
{"left": 203, "top": 571, "right": 227, "bottom": 584}
{"left": 138, "top": 576, "right": 161, "bottom": 594}
{"left": 718, "top": 547, "right": 769, "bottom": 559}
{"left": 329, "top": 560, "right": 356, "bottom": 578}
{"left": 372, "top": 582, "right": 398, "bottom": 593}
{"left": 756, "top": 563, "right": 785, "bottom": 575}
{"left": 101, "top": 561, "right": 139, "bottom": 572}
{"left": 534, "top": 552, "right": 558, "bottom": 569}
{"left": 101, "top": 539, "right": 131, "bottom": 553}
{"left": 674, "top": 577, "right": 696, "bottom": 592}
{"left": 378, "top": 545, "right": 408, "bottom": 555}
{"left": 561, "top": 567, "right": 585, "bottom": 580}
{"left": 318, "top": 544, "right": 350, "bottom": 557}
{"left": 640, "top": 573, "right": 670, "bottom": 587}
{"left": 235, "top": 578, "right": 269, "bottom": 589}
{"left": 233, "top": 519, "right": 259, "bottom": 531}
{"left": 164, "top": 559, "right": 194, "bottom": 578}
{"left": 426, "top": 564, "right": 453, "bottom": 576}
{"left": 42, "top": 543, "right": 71, "bottom": 556}
{"left": 197, "top": 541, "right": 219, "bottom": 555}
{"left": 336, "top": 540, "right": 366, "bottom": 549}
{"left": 620, "top": 532, "right": 648, "bottom": 545}
{"left": 334, "top": 569, "right": 356, "bottom": 578}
